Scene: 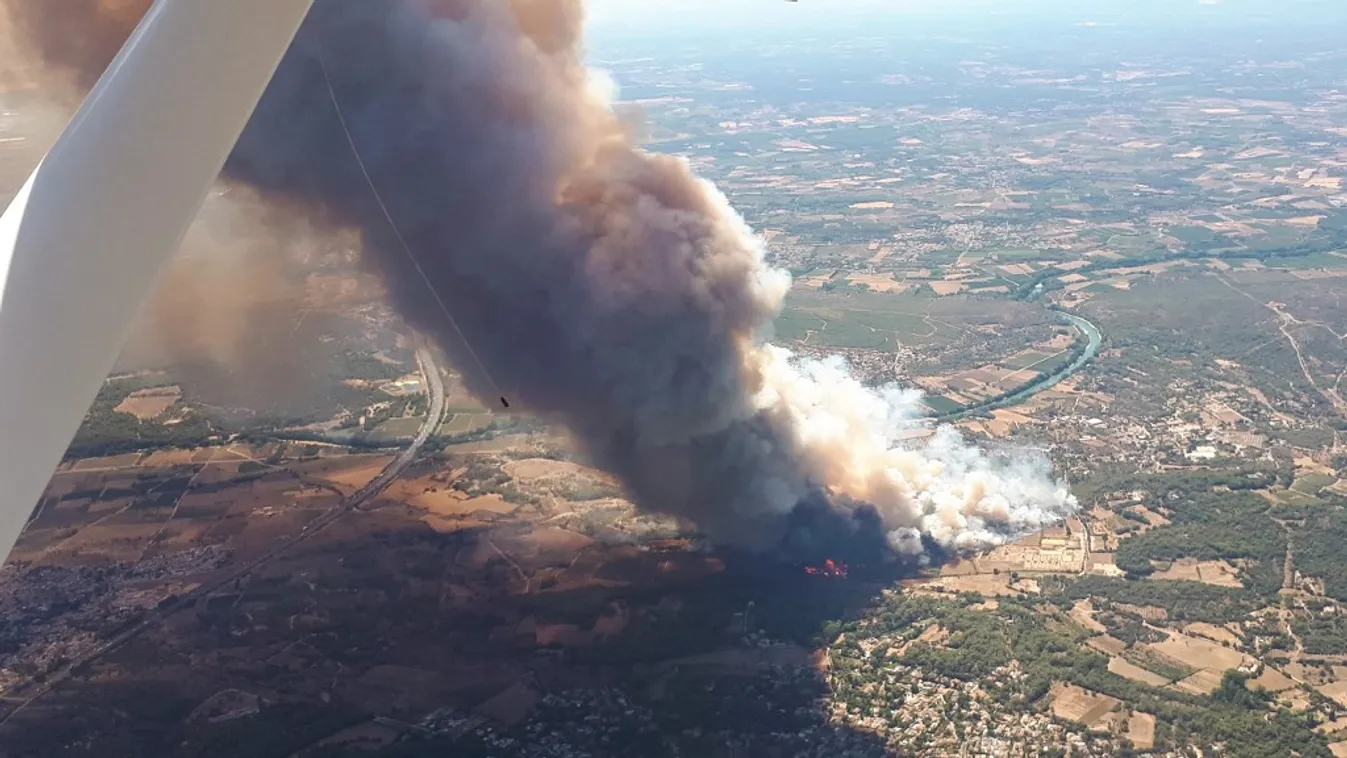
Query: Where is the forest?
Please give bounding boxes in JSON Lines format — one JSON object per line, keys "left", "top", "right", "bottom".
{"left": 1112, "top": 490, "right": 1287, "bottom": 597}
{"left": 1293, "top": 507, "right": 1347, "bottom": 602}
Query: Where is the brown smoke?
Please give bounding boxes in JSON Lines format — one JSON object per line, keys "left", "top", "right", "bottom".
{"left": 0, "top": 0, "right": 149, "bottom": 96}
{"left": 6, "top": 0, "right": 1077, "bottom": 560}
{"left": 3, "top": 2, "right": 373, "bottom": 421}
{"left": 117, "top": 193, "right": 368, "bottom": 420}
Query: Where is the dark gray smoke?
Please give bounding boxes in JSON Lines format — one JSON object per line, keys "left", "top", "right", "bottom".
{"left": 5, "top": 0, "right": 1076, "bottom": 562}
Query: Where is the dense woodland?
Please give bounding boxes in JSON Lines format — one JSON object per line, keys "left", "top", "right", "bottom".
{"left": 1293, "top": 508, "right": 1347, "bottom": 603}
{"left": 1113, "top": 490, "right": 1286, "bottom": 597}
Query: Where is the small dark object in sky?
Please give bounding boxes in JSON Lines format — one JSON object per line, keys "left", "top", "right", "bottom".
{"left": 500, "top": 397, "right": 510, "bottom": 409}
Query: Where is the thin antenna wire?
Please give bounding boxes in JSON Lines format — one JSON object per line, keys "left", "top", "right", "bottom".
{"left": 313, "top": 36, "right": 509, "bottom": 409}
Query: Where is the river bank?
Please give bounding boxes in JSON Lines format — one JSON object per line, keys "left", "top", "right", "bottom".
{"left": 933, "top": 310, "right": 1102, "bottom": 422}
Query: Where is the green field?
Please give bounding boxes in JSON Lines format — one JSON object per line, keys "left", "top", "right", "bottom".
{"left": 850, "top": 310, "right": 931, "bottom": 333}
{"left": 1025, "top": 350, "right": 1075, "bottom": 377}
{"left": 1249, "top": 224, "right": 1310, "bottom": 248}
{"left": 1002, "top": 349, "right": 1056, "bottom": 370}
{"left": 1106, "top": 234, "right": 1153, "bottom": 255}
{"left": 1260, "top": 251, "right": 1347, "bottom": 270}
{"left": 1291, "top": 474, "right": 1337, "bottom": 496}
{"left": 443, "top": 400, "right": 490, "bottom": 414}
{"left": 1274, "top": 488, "right": 1323, "bottom": 507}
{"left": 773, "top": 310, "right": 827, "bottom": 341}
{"left": 921, "top": 395, "right": 964, "bottom": 414}
{"left": 812, "top": 319, "right": 890, "bottom": 349}
{"left": 990, "top": 248, "right": 1049, "bottom": 261}
{"left": 1168, "top": 225, "right": 1221, "bottom": 245}
{"left": 369, "top": 417, "right": 427, "bottom": 441}
{"left": 439, "top": 413, "right": 493, "bottom": 436}
{"left": 776, "top": 301, "right": 939, "bottom": 352}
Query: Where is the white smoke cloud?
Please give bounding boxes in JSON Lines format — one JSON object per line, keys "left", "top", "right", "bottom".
{"left": 751, "top": 338, "right": 1078, "bottom": 555}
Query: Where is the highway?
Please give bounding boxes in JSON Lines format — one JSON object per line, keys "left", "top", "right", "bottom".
{"left": 0, "top": 344, "right": 447, "bottom": 721}
{"left": 346, "top": 344, "right": 445, "bottom": 511}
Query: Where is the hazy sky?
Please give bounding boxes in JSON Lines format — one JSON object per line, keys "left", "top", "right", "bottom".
{"left": 586, "top": 0, "right": 977, "bottom": 30}
{"left": 582, "top": 0, "right": 1047, "bottom": 43}
{"left": 584, "top": 0, "right": 1341, "bottom": 36}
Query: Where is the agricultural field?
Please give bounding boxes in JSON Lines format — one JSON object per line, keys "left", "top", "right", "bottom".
{"left": 774, "top": 289, "right": 1092, "bottom": 416}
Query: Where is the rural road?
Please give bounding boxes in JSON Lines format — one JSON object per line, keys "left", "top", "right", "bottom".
{"left": 0, "top": 344, "right": 447, "bottom": 720}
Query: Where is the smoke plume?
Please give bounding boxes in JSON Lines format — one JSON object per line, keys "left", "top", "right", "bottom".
{"left": 118, "top": 193, "right": 384, "bottom": 421}
{"left": 1, "top": 3, "right": 374, "bottom": 419}
{"left": 5, "top": 0, "right": 1077, "bottom": 560}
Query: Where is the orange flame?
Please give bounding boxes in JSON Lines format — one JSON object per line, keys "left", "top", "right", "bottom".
{"left": 804, "top": 558, "right": 849, "bottom": 578}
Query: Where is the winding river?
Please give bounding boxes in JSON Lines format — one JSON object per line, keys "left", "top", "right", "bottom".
{"left": 935, "top": 310, "right": 1103, "bottom": 422}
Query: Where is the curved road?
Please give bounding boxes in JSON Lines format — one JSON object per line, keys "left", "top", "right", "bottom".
{"left": 346, "top": 345, "right": 445, "bottom": 511}
{"left": 0, "top": 344, "right": 447, "bottom": 719}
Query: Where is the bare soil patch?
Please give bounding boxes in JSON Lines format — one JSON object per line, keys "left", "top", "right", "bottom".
{"left": 516, "top": 527, "right": 593, "bottom": 552}
{"left": 1088, "top": 635, "right": 1128, "bottom": 656}
{"left": 114, "top": 386, "right": 181, "bottom": 420}
{"left": 140, "top": 449, "right": 199, "bottom": 467}
{"left": 1319, "top": 717, "right": 1347, "bottom": 736}
{"left": 191, "top": 447, "right": 231, "bottom": 463}
{"left": 1127, "top": 505, "right": 1170, "bottom": 527}
{"left": 1070, "top": 599, "right": 1107, "bottom": 633}
{"left": 846, "top": 273, "right": 912, "bottom": 293}
{"left": 88, "top": 497, "right": 134, "bottom": 516}
{"left": 440, "top": 433, "right": 535, "bottom": 455}
{"left": 1319, "top": 680, "right": 1347, "bottom": 707}
{"left": 938, "top": 558, "right": 978, "bottom": 576}
{"left": 1172, "top": 669, "right": 1225, "bottom": 696}
{"left": 503, "top": 458, "right": 589, "bottom": 482}
{"left": 1050, "top": 683, "right": 1119, "bottom": 726}
{"left": 1251, "top": 665, "right": 1297, "bottom": 693}
{"left": 1108, "top": 657, "right": 1170, "bottom": 686}
{"left": 985, "top": 409, "right": 1035, "bottom": 438}
{"left": 1150, "top": 557, "right": 1243, "bottom": 588}
{"left": 381, "top": 474, "right": 519, "bottom": 517}
{"left": 47, "top": 523, "right": 166, "bottom": 563}
{"left": 1184, "top": 622, "right": 1243, "bottom": 647}
{"left": 43, "top": 475, "right": 87, "bottom": 498}
{"left": 1147, "top": 631, "right": 1249, "bottom": 673}
{"left": 1280, "top": 687, "right": 1314, "bottom": 712}
{"left": 176, "top": 490, "right": 241, "bottom": 518}
{"left": 928, "top": 573, "right": 1026, "bottom": 596}
{"left": 422, "top": 516, "right": 494, "bottom": 534}
{"left": 1127, "top": 712, "right": 1157, "bottom": 750}
{"left": 991, "top": 409, "right": 1033, "bottom": 425}
{"left": 423, "top": 493, "right": 516, "bottom": 517}
{"left": 304, "top": 456, "right": 396, "bottom": 492}
{"left": 142, "top": 520, "right": 215, "bottom": 553}
{"left": 192, "top": 462, "right": 245, "bottom": 485}
{"left": 491, "top": 528, "right": 597, "bottom": 572}
{"left": 71, "top": 453, "right": 143, "bottom": 471}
